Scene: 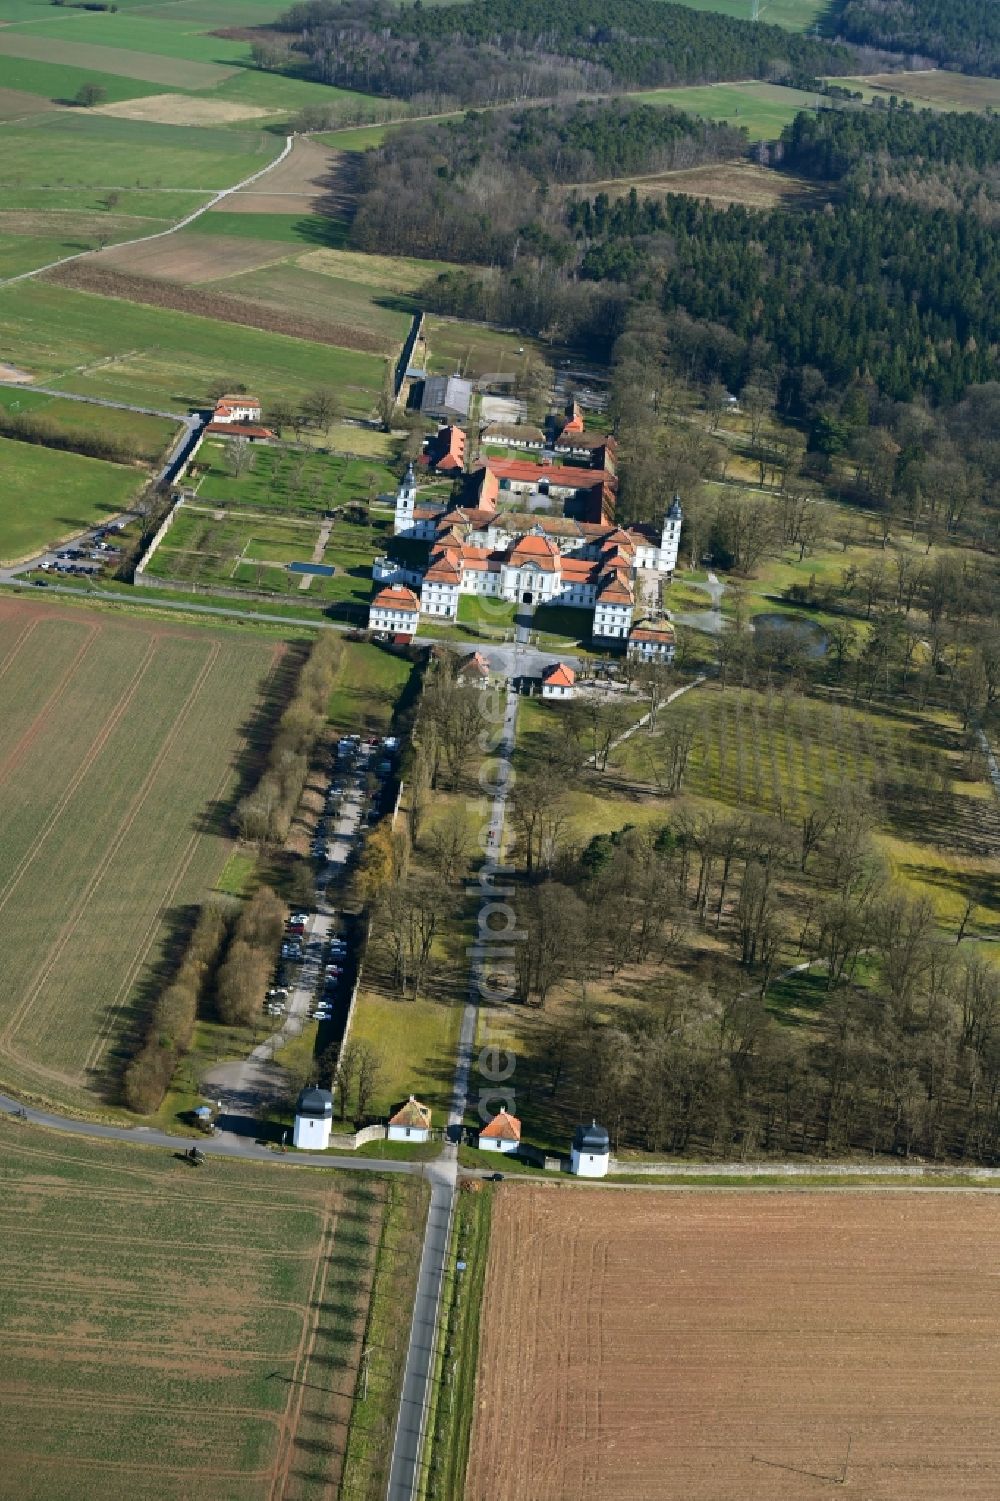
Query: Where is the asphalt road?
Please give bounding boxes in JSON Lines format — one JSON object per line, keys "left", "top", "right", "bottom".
{"left": 0, "top": 1091, "right": 417, "bottom": 1173}
{"left": 385, "top": 684, "right": 520, "bottom": 1501}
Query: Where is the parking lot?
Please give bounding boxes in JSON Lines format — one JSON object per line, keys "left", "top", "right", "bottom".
{"left": 205, "top": 727, "right": 402, "bottom": 1125}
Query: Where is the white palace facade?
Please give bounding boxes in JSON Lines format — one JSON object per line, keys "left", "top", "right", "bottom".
{"left": 370, "top": 462, "right": 682, "bottom": 647}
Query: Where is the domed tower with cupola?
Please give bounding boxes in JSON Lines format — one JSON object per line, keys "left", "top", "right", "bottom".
{"left": 660, "top": 494, "right": 682, "bottom": 577}
{"left": 393, "top": 463, "right": 418, "bottom": 535}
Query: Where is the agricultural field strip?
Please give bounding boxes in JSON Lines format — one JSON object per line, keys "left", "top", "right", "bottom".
{"left": 0, "top": 629, "right": 160, "bottom": 903}
{"left": 0, "top": 1148, "right": 353, "bottom": 1477}
{"left": 0, "top": 622, "right": 99, "bottom": 785}
{"left": 0, "top": 639, "right": 221, "bottom": 1062}
{"left": 0, "top": 32, "right": 237, "bottom": 88}
{"left": 76, "top": 642, "right": 286, "bottom": 1079}
{"left": 0, "top": 126, "right": 290, "bottom": 290}
{"left": 0, "top": 608, "right": 281, "bottom": 1096}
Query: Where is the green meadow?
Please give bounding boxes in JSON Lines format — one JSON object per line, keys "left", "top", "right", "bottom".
{"left": 636, "top": 80, "right": 823, "bottom": 139}
{"left": 0, "top": 281, "right": 385, "bottom": 414}
{"left": 0, "top": 435, "right": 142, "bottom": 560}
{"left": 0, "top": 113, "right": 280, "bottom": 191}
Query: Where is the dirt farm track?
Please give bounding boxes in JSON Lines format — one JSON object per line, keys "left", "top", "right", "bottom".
{"left": 468, "top": 1188, "right": 1000, "bottom": 1501}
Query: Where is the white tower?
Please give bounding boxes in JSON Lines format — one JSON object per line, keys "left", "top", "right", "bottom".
{"left": 393, "top": 463, "right": 417, "bottom": 536}
{"left": 570, "top": 1120, "right": 610, "bottom": 1177}
{"left": 292, "top": 1087, "right": 333, "bottom": 1150}
{"left": 659, "top": 494, "right": 682, "bottom": 576}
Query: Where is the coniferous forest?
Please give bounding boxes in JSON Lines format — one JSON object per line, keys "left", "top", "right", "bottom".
{"left": 831, "top": 0, "right": 1000, "bottom": 75}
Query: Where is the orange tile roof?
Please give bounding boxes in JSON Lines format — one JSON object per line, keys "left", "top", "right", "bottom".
{"left": 630, "top": 623, "right": 676, "bottom": 643}
{"left": 560, "top": 557, "right": 599, "bottom": 582}
{"left": 511, "top": 534, "right": 559, "bottom": 559}
{"left": 480, "top": 1108, "right": 521, "bottom": 1141}
{"left": 373, "top": 586, "right": 420, "bottom": 611}
{"left": 388, "top": 1095, "right": 432, "bottom": 1129}
{"left": 425, "top": 558, "right": 461, "bottom": 584}
{"left": 484, "top": 458, "right": 615, "bottom": 491}
{"left": 597, "top": 573, "right": 634, "bottom": 604}
{"left": 543, "top": 662, "right": 576, "bottom": 688}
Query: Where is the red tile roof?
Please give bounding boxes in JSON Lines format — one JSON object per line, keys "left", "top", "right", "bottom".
{"left": 372, "top": 586, "right": 420, "bottom": 611}
{"left": 205, "top": 422, "right": 274, "bottom": 438}
{"left": 542, "top": 662, "right": 576, "bottom": 688}
{"left": 480, "top": 1108, "right": 521, "bottom": 1142}
{"left": 483, "top": 458, "right": 616, "bottom": 491}
{"left": 458, "top": 651, "right": 490, "bottom": 679}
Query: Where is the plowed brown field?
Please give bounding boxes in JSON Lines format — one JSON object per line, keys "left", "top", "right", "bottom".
{"left": 221, "top": 137, "right": 351, "bottom": 215}
{"left": 468, "top": 1188, "right": 1000, "bottom": 1501}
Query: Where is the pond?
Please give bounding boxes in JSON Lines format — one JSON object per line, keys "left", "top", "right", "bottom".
{"left": 751, "top": 612, "right": 829, "bottom": 659}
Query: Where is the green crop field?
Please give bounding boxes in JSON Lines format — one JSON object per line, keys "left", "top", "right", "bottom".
{"left": 0, "top": 1124, "right": 428, "bottom": 1501}
{"left": 0, "top": 30, "right": 237, "bottom": 88}
{"left": 635, "top": 80, "right": 823, "bottom": 140}
{"left": 220, "top": 262, "right": 413, "bottom": 346}
{"left": 0, "top": 388, "right": 176, "bottom": 461}
{"left": 6, "top": 11, "right": 255, "bottom": 64}
{"left": 0, "top": 52, "right": 168, "bottom": 104}
{"left": 0, "top": 597, "right": 285, "bottom": 1110}
{"left": 666, "top": 0, "right": 827, "bottom": 30}
{"left": 0, "top": 435, "right": 143, "bottom": 560}
{"left": 0, "top": 113, "right": 280, "bottom": 191}
{"left": 0, "top": 282, "right": 384, "bottom": 414}
{"left": 189, "top": 209, "right": 349, "bottom": 246}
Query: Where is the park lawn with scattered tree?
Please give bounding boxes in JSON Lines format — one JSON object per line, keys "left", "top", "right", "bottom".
{"left": 327, "top": 639, "right": 417, "bottom": 736}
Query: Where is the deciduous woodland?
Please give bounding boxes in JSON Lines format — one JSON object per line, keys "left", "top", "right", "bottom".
{"left": 352, "top": 102, "right": 747, "bottom": 264}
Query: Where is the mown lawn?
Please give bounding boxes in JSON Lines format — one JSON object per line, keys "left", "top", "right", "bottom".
{"left": 327, "top": 639, "right": 416, "bottom": 735}
{"left": 0, "top": 434, "right": 141, "bottom": 560}
{"left": 349, "top": 987, "right": 464, "bottom": 1119}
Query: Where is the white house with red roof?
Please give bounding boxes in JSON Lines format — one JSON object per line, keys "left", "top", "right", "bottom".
{"left": 369, "top": 585, "right": 420, "bottom": 637}
{"left": 541, "top": 662, "right": 576, "bottom": 699}
{"left": 478, "top": 1107, "right": 521, "bottom": 1154}
{"left": 628, "top": 618, "right": 677, "bottom": 662}
{"left": 212, "top": 393, "right": 262, "bottom": 424}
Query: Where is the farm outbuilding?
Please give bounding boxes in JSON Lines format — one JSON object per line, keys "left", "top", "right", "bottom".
{"left": 293, "top": 1087, "right": 334, "bottom": 1150}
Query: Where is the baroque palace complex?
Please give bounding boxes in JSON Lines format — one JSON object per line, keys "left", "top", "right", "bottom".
{"left": 368, "top": 409, "right": 682, "bottom": 654}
